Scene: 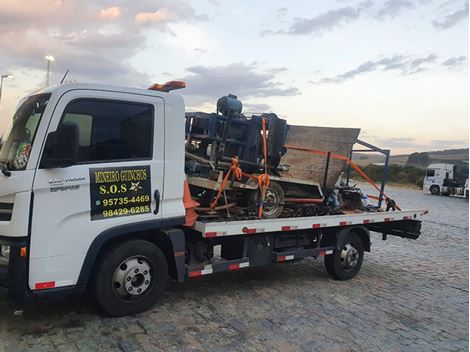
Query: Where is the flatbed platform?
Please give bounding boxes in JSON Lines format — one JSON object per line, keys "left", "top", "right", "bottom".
{"left": 193, "top": 209, "right": 428, "bottom": 238}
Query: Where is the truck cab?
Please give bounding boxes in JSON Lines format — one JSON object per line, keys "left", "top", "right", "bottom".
{"left": 0, "top": 83, "right": 186, "bottom": 303}
{"left": 423, "top": 163, "right": 455, "bottom": 195}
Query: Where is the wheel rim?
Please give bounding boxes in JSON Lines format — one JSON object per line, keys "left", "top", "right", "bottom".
{"left": 113, "top": 256, "right": 152, "bottom": 301}
{"left": 263, "top": 188, "right": 281, "bottom": 216}
{"left": 340, "top": 243, "right": 359, "bottom": 270}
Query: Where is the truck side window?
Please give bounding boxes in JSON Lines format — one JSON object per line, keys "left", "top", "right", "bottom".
{"left": 426, "top": 169, "right": 435, "bottom": 177}
{"left": 59, "top": 99, "right": 153, "bottom": 163}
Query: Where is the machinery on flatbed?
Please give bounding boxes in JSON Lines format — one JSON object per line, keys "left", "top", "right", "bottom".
{"left": 0, "top": 82, "right": 426, "bottom": 316}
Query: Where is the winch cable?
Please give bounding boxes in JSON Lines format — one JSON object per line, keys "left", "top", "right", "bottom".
{"left": 284, "top": 145, "right": 401, "bottom": 211}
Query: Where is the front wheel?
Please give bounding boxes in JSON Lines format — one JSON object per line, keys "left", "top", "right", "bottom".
{"left": 430, "top": 185, "right": 440, "bottom": 195}
{"left": 92, "top": 239, "right": 168, "bottom": 316}
{"left": 324, "top": 232, "right": 364, "bottom": 280}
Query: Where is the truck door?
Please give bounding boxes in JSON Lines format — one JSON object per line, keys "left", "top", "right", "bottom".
{"left": 29, "top": 90, "right": 165, "bottom": 290}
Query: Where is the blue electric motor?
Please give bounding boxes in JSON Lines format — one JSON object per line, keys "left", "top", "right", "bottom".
{"left": 217, "top": 94, "right": 243, "bottom": 116}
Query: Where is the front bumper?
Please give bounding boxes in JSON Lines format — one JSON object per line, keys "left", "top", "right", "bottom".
{"left": 0, "top": 236, "right": 28, "bottom": 298}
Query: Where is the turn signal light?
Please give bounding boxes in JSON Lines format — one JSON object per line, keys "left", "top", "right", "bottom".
{"left": 20, "top": 246, "right": 27, "bottom": 257}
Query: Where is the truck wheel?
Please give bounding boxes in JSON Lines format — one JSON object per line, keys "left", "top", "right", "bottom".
{"left": 92, "top": 239, "right": 168, "bottom": 316}
{"left": 430, "top": 185, "right": 440, "bottom": 195}
{"left": 249, "top": 181, "right": 284, "bottom": 219}
{"left": 324, "top": 232, "right": 364, "bottom": 280}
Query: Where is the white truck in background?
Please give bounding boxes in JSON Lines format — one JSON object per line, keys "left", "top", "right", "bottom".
{"left": 423, "top": 163, "right": 469, "bottom": 198}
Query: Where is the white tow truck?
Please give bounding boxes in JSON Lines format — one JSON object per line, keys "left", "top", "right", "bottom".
{"left": 423, "top": 163, "right": 469, "bottom": 198}
{"left": 0, "top": 83, "right": 426, "bottom": 316}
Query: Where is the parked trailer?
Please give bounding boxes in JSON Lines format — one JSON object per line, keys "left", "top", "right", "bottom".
{"left": 0, "top": 83, "right": 426, "bottom": 316}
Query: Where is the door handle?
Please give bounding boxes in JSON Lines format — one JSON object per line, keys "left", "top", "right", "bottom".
{"left": 153, "top": 189, "right": 160, "bottom": 215}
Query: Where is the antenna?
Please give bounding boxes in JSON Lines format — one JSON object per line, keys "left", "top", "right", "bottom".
{"left": 60, "top": 69, "right": 69, "bottom": 84}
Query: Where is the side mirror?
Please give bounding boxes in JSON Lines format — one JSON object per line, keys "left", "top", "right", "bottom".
{"left": 40, "top": 122, "right": 79, "bottom": 168}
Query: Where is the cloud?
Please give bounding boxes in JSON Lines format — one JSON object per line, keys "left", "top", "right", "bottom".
{"left": 433, "top": 2, "right": 469, "bottom": 29}
{"left": 263, "top": 1, "right": 372, "bottom": 36}
{"left": 243, "top": 103, "right": 272, "bottom": 113}
{"left": 375, "top": 137, "right": 418, "bottom": 148}
{"left": 441, "top": 55, "right": 467, "bottom": 69}
{"left": 179, "top": 62, "right": 300, "bottom": 106}
{"left": 375, "top": 0, "right": 414, "bottom": 18}
{"left": 135, "top": 8, "right": 175, "bottom": 24}
{"left": 0, "top": 0, "right": 208, "bottom": 86}
{"left": 373, "top": 137, "right": 469, "bottom": 150}
{"left": 314, "top": 54, "right": 438, "bottom": 84}
{"left": 276, "top": 7, "right": 288, "bottom": 19}
{"left": 99, "top": 6, "right": 121, "bottom": 20}
{"left": 429, "top": 139, "right": 469, "bottom": 149}
{"left": 264, "top": 1, "right": 420, "bottom": 36}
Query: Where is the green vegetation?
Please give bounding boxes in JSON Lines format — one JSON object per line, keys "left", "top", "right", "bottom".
{"left": 406, "top": 152, "right": 429, "bottom": 166}
{"left": 350, "top": 164, "right": 425, "bottom": 187}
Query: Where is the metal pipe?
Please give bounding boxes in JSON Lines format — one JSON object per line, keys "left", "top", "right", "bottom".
{"left": 323, "top": 151, "right": 331, "bottom": 189}
{"left": 196, "top": 202, "right": 237, "bottom": 212}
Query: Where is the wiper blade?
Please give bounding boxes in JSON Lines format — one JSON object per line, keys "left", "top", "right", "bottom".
{"left": 0, "top": 161, "right": 11, "bottom": 177}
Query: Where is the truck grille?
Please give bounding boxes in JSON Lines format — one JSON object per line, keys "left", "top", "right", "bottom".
{"left": 0, "top": 203, "right": 13, "bottom": 221}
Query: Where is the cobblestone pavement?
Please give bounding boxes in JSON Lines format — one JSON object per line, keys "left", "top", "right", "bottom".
{"left": 0, "top": 186, "right": 468, "bottom": 352}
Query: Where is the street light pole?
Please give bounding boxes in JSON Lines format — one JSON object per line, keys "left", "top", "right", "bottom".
{"left": 45, "top": 55, "right": 55, "bottom": 86}
{"left": 0, "top": 74, "right": 13, "bottom": 108}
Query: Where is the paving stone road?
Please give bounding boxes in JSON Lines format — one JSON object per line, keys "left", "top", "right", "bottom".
{"left": 0, "top": 185, "right": 468, "bottom": 352}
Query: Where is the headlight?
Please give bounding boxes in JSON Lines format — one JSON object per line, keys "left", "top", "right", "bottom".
{"left": 0, "top": 245, "right": 10, "bottom": 259}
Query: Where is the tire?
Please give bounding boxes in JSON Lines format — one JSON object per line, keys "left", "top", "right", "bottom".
{"left": 430, "top": 185, "right": 440, "bottom": 195}
{"left": 324, "top": 232, "right": 364, "bottom": 280}
{"left": 92, "top": 239, "right": 168, "bottom": 316}
{"left": 249, "top": 181, "right": 284, "bottom": 219}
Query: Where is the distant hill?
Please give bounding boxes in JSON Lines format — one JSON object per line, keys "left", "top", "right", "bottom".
{"left": 352, "top": 148, "right": 469, "bottom": 168}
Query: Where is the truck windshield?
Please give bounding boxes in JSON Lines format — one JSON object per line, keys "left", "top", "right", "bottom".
{"left": 0, "top": 93, "right": 51, "bottom": 171}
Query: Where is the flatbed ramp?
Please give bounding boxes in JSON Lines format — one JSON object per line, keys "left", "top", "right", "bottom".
{"left": 193, "top": 209, "right": 428, "bottom": 238}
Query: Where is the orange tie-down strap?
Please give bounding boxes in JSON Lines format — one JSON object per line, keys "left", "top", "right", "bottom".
{"left": 283, "top": 144, "right": 401, "bottom": 211}
{"left": 210, "top": 118, "right": 272, "bottom": 218}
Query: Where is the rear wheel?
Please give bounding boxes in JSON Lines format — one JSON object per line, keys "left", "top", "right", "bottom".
{"left": 324, "top": 232, "right": 364, "bottom": 280}
{"left": 92, "top": 239, "right": 168, "bottom": 316}
{"left": 430, "top": 185, "right": 440, "bottom": 195}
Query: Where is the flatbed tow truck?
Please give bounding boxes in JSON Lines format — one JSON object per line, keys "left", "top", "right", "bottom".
{"left": 0, "top": 82, "right": 426, "bottom": 316}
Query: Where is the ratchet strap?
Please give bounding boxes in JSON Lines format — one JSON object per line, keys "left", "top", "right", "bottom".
{"left": 210, "top": 117, "right": 271, "bottom": 218}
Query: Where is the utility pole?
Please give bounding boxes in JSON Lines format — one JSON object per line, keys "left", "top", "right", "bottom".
{"left": 45, "top": 55, "right": 55, "bottom": 86}
{"left": 0, "top": 74, "right": 13, "bottom": 108}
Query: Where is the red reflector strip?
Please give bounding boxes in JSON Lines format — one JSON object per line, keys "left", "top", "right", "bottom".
{"left": 281, "top": 226, "right": 291, "bottom": 231}
{"left": 188, "top": 271, "right": 202, "bottom": 278}
{"left": 277, "top": 255, "right": 294, "bottom": 262}
{"left": 320, "top": 250, "right": 333, "bottom": 256}
{"left": 363, "top": 219, "right": 370, "bottom": 224}
{"left": 402, "top": 216, "right": 412, "bottom": 220}
{"left": 229, "top": 263, "right": 240, "bottom": 270}
{"left": 35, "top": 281, "right": 55, "bottom": 290}
{"left": 205, "top": 232, "right": 217, "bottom": 238}
{"left": 339, "top": 221, "right": 351, "bottom": 226}
{"left": 384, "top": 218, "right": 392, "bottom": 222}
{"left": 243, "top": 228, "right": 257, "bottom": 234}
{"left": 312, "top": 224, "right": 321, "bottom": 228}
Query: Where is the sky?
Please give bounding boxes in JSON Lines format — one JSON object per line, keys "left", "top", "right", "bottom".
{"left": 0, "top": 0, "right": 468, "bottom": 154}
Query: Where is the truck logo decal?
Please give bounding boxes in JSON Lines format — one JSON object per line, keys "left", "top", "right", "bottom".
{"left": 89, "top": 166, "right": 152, "bottom": 221}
